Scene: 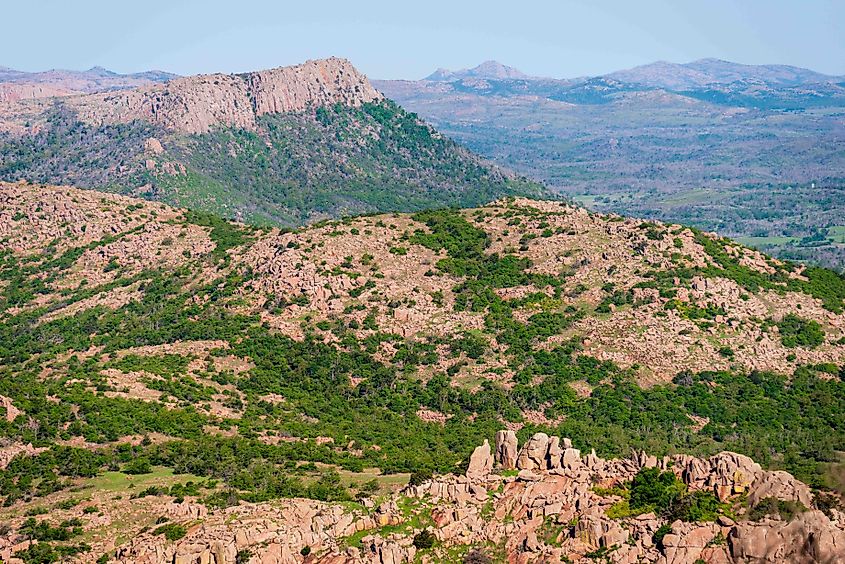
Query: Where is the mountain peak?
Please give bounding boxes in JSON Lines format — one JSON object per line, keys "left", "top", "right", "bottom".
{"left": 86, "top": 65, "right": 118, "bottom": 77}
{"left": 425, "top": 60, "right": 532, "bottom": 81}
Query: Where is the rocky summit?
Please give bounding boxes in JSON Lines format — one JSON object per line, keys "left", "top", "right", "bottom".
{"left": 0, "top": 182, "right": 844, "bottom": 562}
{"left": 66, "top": 57, "right": 383, "bottom": 134}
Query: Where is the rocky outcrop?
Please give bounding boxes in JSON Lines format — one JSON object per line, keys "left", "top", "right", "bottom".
{"left": 0, "top": 442, "right": 46, "bottom": 470}
{"left": 0, "top": 395, "right": 21, "bottom": 422}
{"left": 9, "top": 431, "right": 839, "bottom": 564}
{"left": 68, "top": 58, "right": 383, "bottom": 133}
{"left": 495, "top": 429, "right": 518, "bottom": 469}
{"left": 729, "top": 510, "right": 845, "bottom": 563}
{"left": 515, "top": 432, "right": 549, "bottom": 470}
{"left": 466, "top": 439, "right": 493, "bottom": 479}
{"left": 747, "top": 469, "right": 814, "bottom": 508}
{"left": 111, "top": 499, "right": 406, "bottom": 564}
{"left": 406, "top": 433, "right": 841, "bottom": 563}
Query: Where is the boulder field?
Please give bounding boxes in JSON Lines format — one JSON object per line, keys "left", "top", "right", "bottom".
{"left": 14, "top": 431, "right": 834, "bottom": 564}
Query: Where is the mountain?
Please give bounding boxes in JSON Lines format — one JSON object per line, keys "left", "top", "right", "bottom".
{"left": 424, "top": 60, "right": 535, "bottom": 81}
{"left": 0, "top": 181, "right": 843, "bottom": 561}
{"left": 685, "top": 58, "right": 841, "bottom": 86}
{"left": 606, "top": 58, "right": 842, "bottom": 89}
{"left": 376, "top": 60, "right": 845, "bottom": 270}
{"left": 0, "top": 58, "right": 547, "bottom": 224}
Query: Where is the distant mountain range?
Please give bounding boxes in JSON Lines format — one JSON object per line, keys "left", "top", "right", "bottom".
{"left": 606, "top": 58, "right": 842, "bottom": 89}
{"left": 375, "top": 58, "right": 845, "bottom": 270}
{"left": 421, "top": 58, "right": 843, "bottom": 87}
{"left": 425, "top": 60, "right": 537, "bottom": 82}
{"left": 0, "top": 65, "right": 177, "bottom": 101}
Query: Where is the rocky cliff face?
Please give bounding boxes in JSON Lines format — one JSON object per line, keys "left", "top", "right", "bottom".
{"left": 67, "top": 57, "right": 383, "bottom": 133}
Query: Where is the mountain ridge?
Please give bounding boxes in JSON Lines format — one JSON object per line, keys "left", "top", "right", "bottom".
{"left": 418, "top": 58, "right": 842, "bottom": 88}
{"left": 607, "top": 57, "right": 842, "bottom": 89}
{"left": 64, "top": 57, "right": 383, "bottom": 134}
{"left": 0, "top": 64, "right": 177, "bottom": 96}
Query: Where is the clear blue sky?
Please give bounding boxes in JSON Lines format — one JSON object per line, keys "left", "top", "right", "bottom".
{"left": 4, "top": 0, "right": 843, "bottom": 78}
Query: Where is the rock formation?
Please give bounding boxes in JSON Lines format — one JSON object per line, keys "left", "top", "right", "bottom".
{"left": 466, "top": 439, "right": 493, "bottom": 479}
{"left": 495, "top": 429, "right": 518, "bottom": 469}
{"left": 67, "top": 57, "right": 383, "bottom": 133}
{"left": 729, "top": 510, "right": 845, "bottom": 563}
{"left": 44, "top": 432, "right": 838, "bottom": 564}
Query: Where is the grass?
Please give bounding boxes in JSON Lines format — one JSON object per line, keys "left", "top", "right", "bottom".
{"left": 736, "top": 236, "right": 798, "bottom": 246}
{"left": 87, "top": 466, "right": 204, "bottom": 493}
{"left": 828, "top": 226, "right": 845, "bottom": 243}
{"left": 340, "top": 494, "right": 433, "bottom": 549}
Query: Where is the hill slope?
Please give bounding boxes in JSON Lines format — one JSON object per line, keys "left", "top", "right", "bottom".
{"left": 0, "top": 182, "right": 844, "bottom": 561}
{"left": 0, "top": 58, "right": 546, "bottom": 224}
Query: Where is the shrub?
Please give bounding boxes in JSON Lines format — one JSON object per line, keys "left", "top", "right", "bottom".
{"left": 653, "top": 523, "right": 672, "bottom": 550}
{"left": 123, "top": 458, "right": 152, "bottom": 475}
{"left": 409, "top": 469, "right": 433, "bottom": 486}
{"left": 747, "top": 497, "right": 807, "bottom": 522}
{"left": 629, "top": 468, "right": 686, "bottom": 515}
{"left": 152, "top": 523, "right": 187, "bottom": 541}
{"left": 777, "top": 314, "right": 825, "bottom": 348}
{"left": 412, "top": 529, "right": 436, "bottom": 549}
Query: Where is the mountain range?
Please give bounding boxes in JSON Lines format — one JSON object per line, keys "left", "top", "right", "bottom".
{"left": 0, "top": 65, "right": 176, "bottom": 102}
{"left": 421, "top": 58, "right": 843, "bottom": 87}
{"left": 607, "top": 58, "right": 843, "bottom": 89}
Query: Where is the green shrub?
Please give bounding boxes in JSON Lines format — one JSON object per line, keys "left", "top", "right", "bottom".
{"left": 152, "top": 523, "right": 187, "bottom": 541}
{"left": 123, "top": 458, "right": 152, "bottom": 475}
{"left": 412, "top": 529, "right": 436, "bottom": 549}
{"left": 746, "top": 497, "right": 807, "bottom": 522}
{"left": 629, "top": 468, "right": 686, "bottom": 514}
{"left": 777, "top": 314, "right": 825, "bottom": 348}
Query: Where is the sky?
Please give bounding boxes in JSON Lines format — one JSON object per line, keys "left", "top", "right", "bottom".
{"left": 3, "top": 0, "right": 843, "bottom": 79}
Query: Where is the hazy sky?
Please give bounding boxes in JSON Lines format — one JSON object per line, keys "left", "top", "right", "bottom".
{"left": 3, "top": 0, "right": 843, "bottom": 78}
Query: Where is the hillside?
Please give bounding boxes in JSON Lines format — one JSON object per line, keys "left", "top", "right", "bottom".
{"left": 0, "top": 58, "right": 546, "bottom": 224}
{"left": 0, "top": 182, "right": 844, "bottom": 561}
{"left": 375, "top": 59, "right": 845, "bottom": 270}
